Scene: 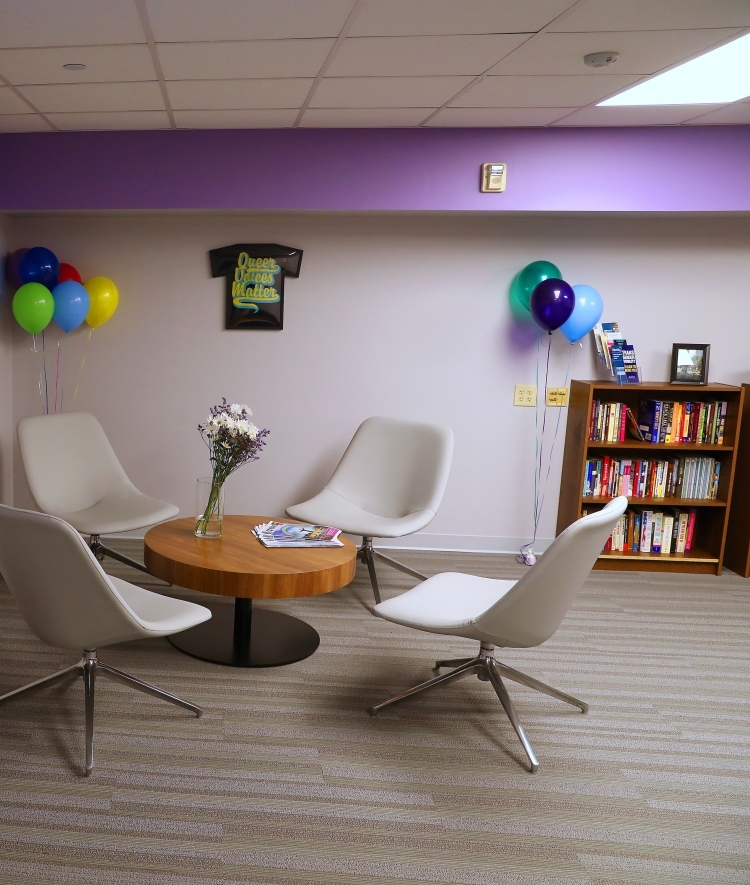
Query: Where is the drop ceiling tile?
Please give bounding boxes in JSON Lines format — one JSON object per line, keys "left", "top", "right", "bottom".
{"left": 158, "top": 39, "right": 334, "bottom": 81}
{"left": 0, "top": 86, "right": 32, "bottom": 114}
{"left": 19, "top": 81, "right": 165, "bottom": 113}
{"left": 146, "top": 0, "right": 355, "bottom": 41}
{"left": 300, "top": 108, "right": 432, "bottom": 127}
{"left": 46, "top": 110, "right": 171, "bottom": 130}
{"left": 0, "top": 114, "right": 50, "bottom": 132}
{"left": 328, "top": 34, "right": 529, "bottom": 77}
{"left": 350, "top": 0, "right": 575, "bottom": 36}
{"left": 173, "top": 109, "right": 297, "bottom": 128}
{"left": 0, "top": 45, "right": 156, "bottom": 86}
{"left": 487, "top": 29, "right": 742, "bottom": 76}
{"left": 550, "top": 0, "right": 750, "bottom": 32}
{"left": 167, "top": 78, "right": 312, "bottom": 110}
{"left": 426, "top": 106, "right": 574, "bottom": 126}
{"left": 312, "top": 76, "right": 472, "bottom": 108}
{"left": 451, "top": 74, "right": 641, "bottom": 107}
{"left": 683, "top": 100, "right": 750, "bottom": 125}
{"left": 0, "top": 0, "right": 145, "bottom": 48}
{"left": 552, "top": 104, "right": 723, "bottom": 126}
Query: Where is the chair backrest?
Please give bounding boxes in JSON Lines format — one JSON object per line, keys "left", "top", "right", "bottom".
{"left": 0, "top": 504, "right": 148, "bottom": 650}
{"left": 326, "top": 417, "right": 454, "bottom": 519}
{"left": 472, "top": 497, "right": 628, "bottom": 648}
{"left": 18, "top": 412, "right": 132, "bottom": 515}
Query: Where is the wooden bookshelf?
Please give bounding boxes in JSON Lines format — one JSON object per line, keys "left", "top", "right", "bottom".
{"left": 557, "top": 380, "right": 745, "bottom": 575}
{"left": 723, "top": 383, "right": 750, "bottom": 578}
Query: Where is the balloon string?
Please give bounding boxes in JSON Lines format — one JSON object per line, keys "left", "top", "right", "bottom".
{"left": 54, "top": 339, "right": 61, "bottom": 414}
{"left": 41, "top": 330, "right": 49, "bottom": 415}
{"left": 534, "top": 341, "right": 573, "bottom": 533}
{"left": 534, "top": 334, "right": 553, "bottom": 538}
{"left": 73, "top": 327, "right": 93, "bottom": 404}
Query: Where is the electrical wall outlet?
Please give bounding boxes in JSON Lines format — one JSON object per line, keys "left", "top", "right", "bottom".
{"left": 546, "top": 386, "right": 569, "bottom": 407}
{"left": 514, "top": 384, "right": 537, "bottom": 406}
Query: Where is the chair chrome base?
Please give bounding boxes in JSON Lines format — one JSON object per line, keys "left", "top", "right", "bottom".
{"left": 358, "top": 537, "right": 428, "bottom": 605}
{"left": 0, "top": 650, "right": 202, "bottom": 776}
{"left": 369, "top": 644, "right": 589, "bottom": 773}
{"left": 89, "top": 534, "right": 153, "bottom": 576}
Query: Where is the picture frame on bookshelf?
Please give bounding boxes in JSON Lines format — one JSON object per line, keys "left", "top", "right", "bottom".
{"left": 670, "top": 343, "right": 710, "bottom": 385}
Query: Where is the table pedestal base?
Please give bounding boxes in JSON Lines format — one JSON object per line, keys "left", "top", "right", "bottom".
{"left": 168, "top": 598, "right": 320, "bottom": 667}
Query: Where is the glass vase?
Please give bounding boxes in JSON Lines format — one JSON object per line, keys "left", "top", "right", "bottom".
{"left": 195, "top": 477, "right": 224, "bottom": 538}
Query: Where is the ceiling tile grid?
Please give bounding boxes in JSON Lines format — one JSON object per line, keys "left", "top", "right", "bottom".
{"left": 0, "top": 0, "right": 747, "bottom": 131}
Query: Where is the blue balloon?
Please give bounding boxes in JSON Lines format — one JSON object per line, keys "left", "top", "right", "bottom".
{"left": 20, "top": 246, "right": 60, "bottom": 289}
{"left": 52, "top": 280, "right": 90, "bottom": 333}
{"left": 560, "top": 284, "right": 604, "bottom": 343}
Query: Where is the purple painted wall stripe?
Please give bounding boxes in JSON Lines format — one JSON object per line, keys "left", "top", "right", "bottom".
{"left": 1, "top": 126, "right": 749, "bottom": 213}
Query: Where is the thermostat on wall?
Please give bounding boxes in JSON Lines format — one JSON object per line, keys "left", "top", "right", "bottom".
{"left": 480, "top": 162, "right": 507, "bottom": 193}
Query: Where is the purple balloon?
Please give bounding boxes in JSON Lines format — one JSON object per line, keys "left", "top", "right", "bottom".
{"left": 530, "top": 278, "right": 575, "bottom": 332}
{"left": 5, "top": 248, "right": 28, "bottom": 289}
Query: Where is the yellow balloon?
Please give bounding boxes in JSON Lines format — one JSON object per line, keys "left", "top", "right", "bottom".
{"left": 84, "top": 276, "right": 119, "bottom": 329}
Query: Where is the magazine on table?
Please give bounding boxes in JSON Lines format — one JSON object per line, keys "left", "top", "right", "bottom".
{"left": 253, "top": 521, "right": 343, "bottom": 547}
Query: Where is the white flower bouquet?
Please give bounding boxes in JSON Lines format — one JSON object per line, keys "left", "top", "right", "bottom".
{"left": 196, "top": 398, "right": 269, "bottom": 536}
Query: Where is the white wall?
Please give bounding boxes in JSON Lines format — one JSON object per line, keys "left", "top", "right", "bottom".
{"left": 10, "top": 212, "right": 750, "bottom": 550}
{"left": 0, "top": 215, "right": 13, "bottom": 505}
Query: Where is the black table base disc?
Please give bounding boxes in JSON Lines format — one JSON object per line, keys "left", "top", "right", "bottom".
{"left": 169, "top": 598, "right": 320, "bottom": 667}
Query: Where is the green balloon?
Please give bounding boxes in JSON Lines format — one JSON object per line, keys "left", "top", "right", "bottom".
{"left": 13, "top": 282, "right": 54, "bottom": 334}
{"left": 517, "top": 260, "right": 562, "bottom": 311}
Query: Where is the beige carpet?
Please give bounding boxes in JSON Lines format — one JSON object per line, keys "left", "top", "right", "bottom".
{"left": 0, "top": 544, "right": 748, "bottom": 885}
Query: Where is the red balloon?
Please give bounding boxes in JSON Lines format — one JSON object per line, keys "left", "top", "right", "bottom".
{"left": 58, "top": 262, "right": 82, "bottom": 284}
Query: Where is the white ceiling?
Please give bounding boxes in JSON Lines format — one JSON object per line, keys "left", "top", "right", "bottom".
{"left": 0, "top": 0, "right": 749, "bottom": 132}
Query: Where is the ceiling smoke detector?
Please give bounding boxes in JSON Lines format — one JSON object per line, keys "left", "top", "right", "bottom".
{"left": 584, "top": 52, "right": 619, "bottom": 69}
{"left": 63, "top": 63, "right": 86, "bottom": 70}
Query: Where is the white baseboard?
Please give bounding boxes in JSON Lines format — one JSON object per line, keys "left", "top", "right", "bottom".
{"left": 105, "top": 530, "right": 553, "bottom": 556}
{"left": 369, "top": 534, "right": 553, "bottom": 555}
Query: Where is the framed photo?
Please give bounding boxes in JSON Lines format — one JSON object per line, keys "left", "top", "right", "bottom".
{"left": 670, "top": 343, "right": 710, "bottom": 385}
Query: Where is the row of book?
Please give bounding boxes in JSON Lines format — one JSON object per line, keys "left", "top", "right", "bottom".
{"left": 638, "top": 400, "right": 727, "bottom": 445}
{"left": 588, "top": 399, "right": 728, "bottom": 445}
{"left": 583, "top": 507, "right": 697, "bottom": 554}
{"left": 582, "top": 456, "right": 721, "bottom": 500}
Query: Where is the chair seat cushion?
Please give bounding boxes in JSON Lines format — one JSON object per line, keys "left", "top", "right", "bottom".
{"left": 286, "top": 488, "right": 435, "bottom": 538}
{"left": 110, "top": 577, "right": 212, "bottom": 637}
{"left": 49, "top": 487, "right": 179, "bottom": 535}
{"left": 372, "top": 572, "right": 517, "bottom": 639}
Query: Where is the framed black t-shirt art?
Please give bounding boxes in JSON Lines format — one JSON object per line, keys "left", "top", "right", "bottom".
{"left": 209, "top": 243, "right": 303, "bottom": 330}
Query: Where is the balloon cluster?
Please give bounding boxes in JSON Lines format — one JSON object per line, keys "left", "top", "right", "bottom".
{"left": 6, "top": 246, "right": 119, "bottom": 335}
{"left": 515, "top": 260, "right": 603, "bottom": 343}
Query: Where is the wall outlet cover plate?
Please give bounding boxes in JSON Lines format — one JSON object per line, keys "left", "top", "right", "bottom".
{"left": 514, "top": 384, "right": 537, "bottom": 406}
{"left": 546, "top": 386, "right": 569, "bottom": 407}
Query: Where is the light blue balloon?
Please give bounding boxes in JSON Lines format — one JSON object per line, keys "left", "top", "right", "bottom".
{"left": 560, "top": 284, "right": 603, "bottom": 343}
{"left": 52, "top": 280, "right": 90, "bottom": 333}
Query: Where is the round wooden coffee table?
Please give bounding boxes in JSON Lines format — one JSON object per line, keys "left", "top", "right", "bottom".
{"left": 144, "top": 515, "right": 356, "bottom": 668}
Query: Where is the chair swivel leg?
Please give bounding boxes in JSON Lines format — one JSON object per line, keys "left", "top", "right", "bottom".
{"left": 0, "top": 659, "right": 84, "bottom": 706}
{"left": 369, "top": 658, "right": 482, "bottom": 715}
{"left": 83, "top": 651, "right": 97, "bottom": 777}
{"left": 494, "top": 660, "right": 588, "bottom": 713}
{"left": 359, "top": 537, "right": 430, "bottom": 605}
{"left": 98, "top": 662, "right": 203, "bottom": 717}
{"left": 485, "top": 658, "right": 540, "bottom": 773}
{"left": 89, "top": 534, "right": 154, "bottom": 577}
{"left": 434, "top": 657, "right": 474, "bottom": 670}
{"left": 359, "top": 539, "right": 381, "bottom": 604}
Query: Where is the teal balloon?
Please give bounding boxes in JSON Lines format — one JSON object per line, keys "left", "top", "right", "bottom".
{"left": 560, "top": 284, "right": 603, "bottom": 343}
{"left": 517, "top": 261, "right": 562, "bottom": 311}
{"left": 12, "top": 282, "right": 54, "bottom": 334}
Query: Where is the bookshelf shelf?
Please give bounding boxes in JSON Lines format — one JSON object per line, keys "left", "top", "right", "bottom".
{"left": 586, "top": 441, "right": 733, "bottom": 452}
{"left": 558, "top": 380, "right": 745, "bottom": 575}
{"left": 582, "top": 496, "right": 727, "bottom": 507}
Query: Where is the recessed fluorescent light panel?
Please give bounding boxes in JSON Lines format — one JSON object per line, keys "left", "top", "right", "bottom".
{"left": 599, "top": 32, "right": 750, "bottom": 106}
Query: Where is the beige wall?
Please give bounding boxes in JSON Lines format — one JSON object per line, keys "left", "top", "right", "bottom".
{"left": 0, "top": 215, "right": 13, "bottom": 505}
{"left": 10, "top": 212, "right": 750, "bottom": 550}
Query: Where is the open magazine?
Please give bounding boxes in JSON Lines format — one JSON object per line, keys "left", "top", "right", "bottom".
{"left": 253, "top": 521, "right": 343, "bottom": 548}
